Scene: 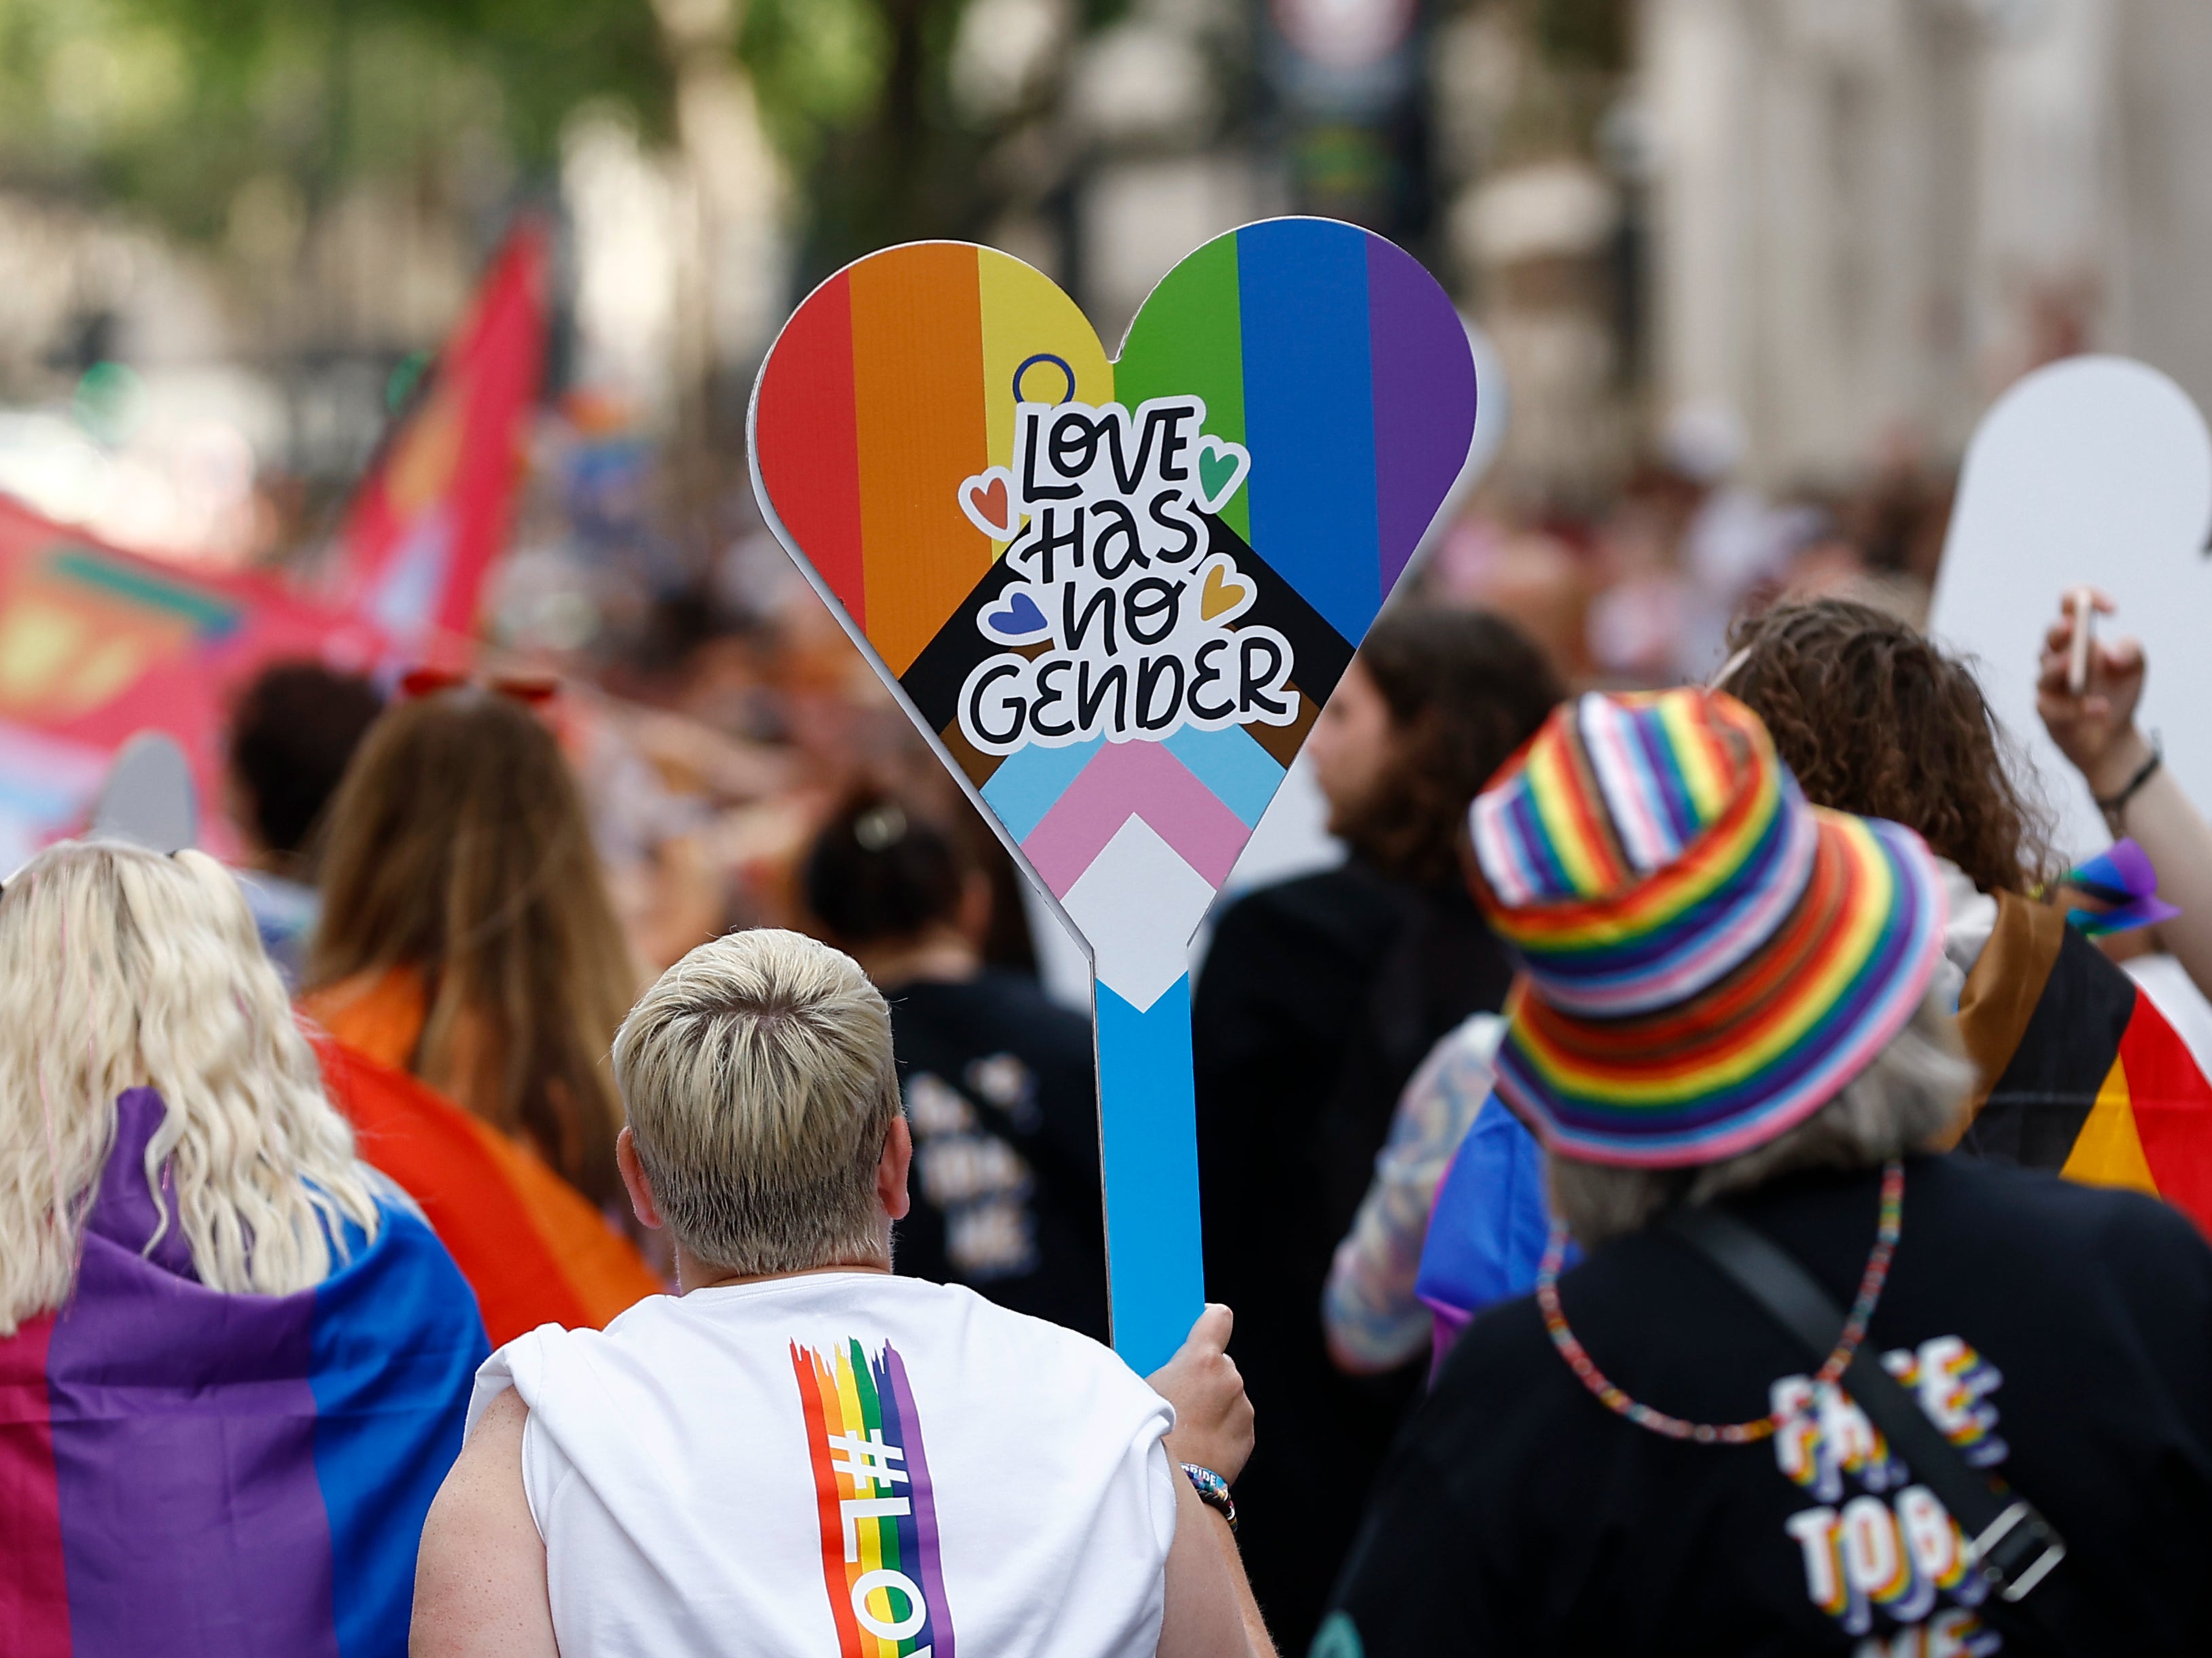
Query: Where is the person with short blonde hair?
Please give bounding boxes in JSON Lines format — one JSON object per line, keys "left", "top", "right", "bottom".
{"left": 800, "top": 790, "right": 1110, "bottom": 1341}
{"left": 611, "top": 927, "right": 901, "bottom": 1279}
{"left": 416, "top": 928, "right": 1276, "bottom": 1658}
{"left": 0, "top": 841, "right": 487, "bottom": 1658}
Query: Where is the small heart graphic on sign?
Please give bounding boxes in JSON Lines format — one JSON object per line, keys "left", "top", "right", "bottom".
{"left": 958, "top": 468, "right": 1021, "bottom": 540}
{"left": 1200, "top": 563, "right": 1250, "bottom": 621}
{"left": 1193, "top": 438, "right": 1248, "bottom": 516}
{"left": 982, "top": 587, "right": 1049, "bottom": 641}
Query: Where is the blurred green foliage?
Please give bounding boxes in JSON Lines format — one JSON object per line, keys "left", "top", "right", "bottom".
{"left": 0, "top": 0, "right": 670, "bottom": 239}
{"left": 748, "top": 0, "right": 975, "bottom": 279}
{"left": 1529, "top": 0, "right": 1629, "bottom": 74}
{"left": 0, "top": 0, "right": 1100, "bottom": 280}
{"left": 741, "top": 0, "right": 1093, "bottom": 282}
{"left": 739, "top": 0, "right": 894, "bottom": 166}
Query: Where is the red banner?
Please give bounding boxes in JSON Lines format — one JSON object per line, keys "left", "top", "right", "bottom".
{"left": 0, "top": 219, "right": 550, "bottom": 862}
{"left": 0, "top": 497, "right": 383, "bottom": 861}
{"left": 328, "top": 220, "right": 550, "bottom": 658}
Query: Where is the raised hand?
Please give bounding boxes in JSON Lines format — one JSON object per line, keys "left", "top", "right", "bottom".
{"left": 1147, "top": 1303, "right": 1256, "bottom": 1483}
{"left": 2036, "top": 588, "right": 2153, "bottom": 798}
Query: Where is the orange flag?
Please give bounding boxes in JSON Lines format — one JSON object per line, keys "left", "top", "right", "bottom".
{"left": 315, "top": 1036, "right": 663, "bottom": 1345}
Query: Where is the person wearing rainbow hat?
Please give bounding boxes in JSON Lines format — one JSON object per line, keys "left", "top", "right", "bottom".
{"left": 1320, "top": 688, "right": 2212, "bottom": 1657}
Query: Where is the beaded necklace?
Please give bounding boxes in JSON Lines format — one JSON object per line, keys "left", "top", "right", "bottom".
{"left": 1533, "top": 1159, "right": 1906, "bottom": 1445}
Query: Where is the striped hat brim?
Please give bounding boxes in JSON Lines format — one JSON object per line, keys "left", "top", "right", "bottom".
{"left": 1491, "top": 808, "right": 1947, "bottom": 1168}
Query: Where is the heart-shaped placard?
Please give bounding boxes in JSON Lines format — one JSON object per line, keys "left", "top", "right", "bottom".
{"left": 751, "top": 220, "right": 1475, "bottom": 1366}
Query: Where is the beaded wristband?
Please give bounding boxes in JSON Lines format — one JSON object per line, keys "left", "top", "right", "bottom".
{"left": 2094, "top": 736, "right": 2162, "bottom": 828}
{"left": 1180, "top": 1462, "right": 1237, "bottom": 1532}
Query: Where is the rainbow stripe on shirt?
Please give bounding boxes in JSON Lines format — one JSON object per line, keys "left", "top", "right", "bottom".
{"left": 791, "top": 1339, "right": 956, "bottom": 1658}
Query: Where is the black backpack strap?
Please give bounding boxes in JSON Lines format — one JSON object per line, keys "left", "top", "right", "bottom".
{"left": 1663, "top": 1202, "right": 2067, "bottom": 1606}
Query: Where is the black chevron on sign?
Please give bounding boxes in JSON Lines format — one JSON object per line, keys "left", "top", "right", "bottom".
{"left": 1201, "top": 513, "right": 1356, "bottom": 707}
{"left": 894, "top": 512, "right": 1356, "bottom": 734}
{"left": 898, "top": 557, "right": 1032, "bottom": 737}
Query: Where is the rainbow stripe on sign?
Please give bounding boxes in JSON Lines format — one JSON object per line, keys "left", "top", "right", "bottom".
{"left": 753, "top": 221, "right": 1477, "bottom": 1371}
{"left": 791, "top": 1339, "right": 955, "bottom": 1658}
{"left": 752, "top": 224, "right": 1475, "bottom": 962}
{"left": 1115, "top": 220, "right": 1475, "bottom": 639}
{"left": 754, "top": 243, "right": 1112, "bottom": 677}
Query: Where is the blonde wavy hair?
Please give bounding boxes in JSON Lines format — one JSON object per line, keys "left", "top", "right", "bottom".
{"left": 0, "top": 841, "right": 382, "bottom": 1335}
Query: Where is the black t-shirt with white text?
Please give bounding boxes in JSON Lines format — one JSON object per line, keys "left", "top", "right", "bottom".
{"left": 1324, "top": 1155, "right": 2212, "bottom": 1657}
{"left": 888, "top": 971, "right": 1108, "bottom": 1344}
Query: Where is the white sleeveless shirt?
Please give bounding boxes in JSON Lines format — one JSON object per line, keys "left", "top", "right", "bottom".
{"left": 470, "top": 1271, "right": 1178, "bottom": 1657}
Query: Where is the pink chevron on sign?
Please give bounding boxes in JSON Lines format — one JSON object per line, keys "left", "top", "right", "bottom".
{"left": 1021, "top": 740, "right": 1252, "bottom": 898}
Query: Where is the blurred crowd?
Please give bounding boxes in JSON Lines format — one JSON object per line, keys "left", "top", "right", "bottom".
{"left": 511, "top": 403, "right": 1961, "bottom": 1005}
{"left": 1431, "top": 411, "right": 1950, "bottom": 693}
{"left": 14, "top": 396, "right": 2212, "bottom": 1658}
{"left": 14, "top": 0, "right": 2212, "bottom": 1649}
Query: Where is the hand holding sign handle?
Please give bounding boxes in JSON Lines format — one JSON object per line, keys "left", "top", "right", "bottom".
{"left": 751, "top": 220, "right": 1476, "bottom": 1371}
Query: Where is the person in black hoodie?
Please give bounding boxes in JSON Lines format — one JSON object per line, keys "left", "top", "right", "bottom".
{"left": 1191, "top": 604, "right": 1564, "bottom": 1650}
{"left": 803, "top": 792, "right": 1109, "bottom": 1343}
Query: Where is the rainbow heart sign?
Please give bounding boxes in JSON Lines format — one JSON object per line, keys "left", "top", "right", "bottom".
{"left": 751, "top": 219, "right": 1475, "bottom": 1369}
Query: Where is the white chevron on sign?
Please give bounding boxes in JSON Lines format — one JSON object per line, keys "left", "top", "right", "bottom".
{"left": 1061, "top": 815, "right": 1214, "bottom": 1012}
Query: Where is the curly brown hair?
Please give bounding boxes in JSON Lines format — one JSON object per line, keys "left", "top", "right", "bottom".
{"left": 1335, "top": 607, "right": 1567, "bottom": 886}
{"left": 1721, "top": 598, "right": 2054, "bottom": 895}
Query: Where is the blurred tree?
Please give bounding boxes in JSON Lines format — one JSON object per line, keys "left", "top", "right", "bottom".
{"left": 0, "top": 0, "right": 672, "bottom": 239}
{"left": 1529, "top": 0, "right": 1628, "bottom": 75}
{"left": 743, "top": 0, "right": 1128, "bottom": 285}
{"left": 0, "top": 0, "right": 1129, "bottom": 285}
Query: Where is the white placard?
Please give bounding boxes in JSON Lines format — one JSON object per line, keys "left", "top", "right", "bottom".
{"left": 1927, "top": 356, "right": 2212, "bottom": 862}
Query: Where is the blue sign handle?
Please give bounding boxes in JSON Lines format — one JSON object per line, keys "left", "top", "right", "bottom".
{"left": 1095, "top": 974, "right": 1207, "bottom": 1377}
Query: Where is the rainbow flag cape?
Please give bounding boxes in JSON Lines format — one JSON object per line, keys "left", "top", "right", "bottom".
{"left": 0, "top": 1089, "right": 487, "bottom": 1658}
{"left": 1416, "top": 890, "right": 2212, "bottom": 1354}
{"left": 315, "top": 1037, "right": 663, "bottom": 1347}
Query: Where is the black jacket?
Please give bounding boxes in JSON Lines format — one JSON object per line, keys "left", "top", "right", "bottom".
{"left": 1193, "top": 861, "right": 1515, "bottom": 1653}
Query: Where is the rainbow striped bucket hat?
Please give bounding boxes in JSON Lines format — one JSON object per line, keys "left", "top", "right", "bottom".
{"left": 1467, "top": 688, "right": 1946, "bottom": 1168}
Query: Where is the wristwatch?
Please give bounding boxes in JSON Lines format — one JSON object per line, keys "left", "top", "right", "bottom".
{"left": 1180, "top": 1462, "right": 1237, "bottom": 1532}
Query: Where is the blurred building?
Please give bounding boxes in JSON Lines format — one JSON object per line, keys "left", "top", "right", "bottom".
{"left": 1426, "top": 2, "right": 1640, "bottom": 509}
{"left": 1641, "top": 0, "right": 2212, "bottom": 486}
{"left": 1064, "top": 1, "right": 1268, "bottom": 343}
